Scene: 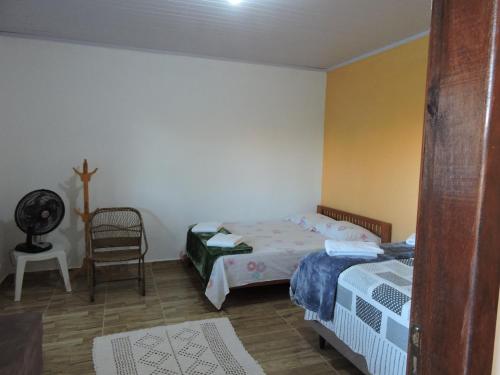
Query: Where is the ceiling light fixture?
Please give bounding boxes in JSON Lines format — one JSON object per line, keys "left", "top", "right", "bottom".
{"left": 228, "top": 0, "right": 242, "bottom": 5}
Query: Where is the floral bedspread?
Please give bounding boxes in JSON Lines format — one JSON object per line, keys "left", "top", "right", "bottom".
{"left": 204, "top": 220, "right": 327, "bottom": 309}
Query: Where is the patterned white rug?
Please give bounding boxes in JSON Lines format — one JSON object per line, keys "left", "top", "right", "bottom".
{"left": 93, "top": 318, "right": 265, "bottom": 375}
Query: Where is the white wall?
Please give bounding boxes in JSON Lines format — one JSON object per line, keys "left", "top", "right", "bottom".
{"left": 0, "top": 35, "right": 325, "bottom": 276}
{"left": 0, "top": 157, "right": 7, "bottom": 281}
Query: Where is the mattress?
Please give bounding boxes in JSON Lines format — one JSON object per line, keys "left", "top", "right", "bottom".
{"left": 305, "top": 258, "right": 414, "bottom": 375}
{"left": 204, "top": 220, "right": 328, "bottom": 309}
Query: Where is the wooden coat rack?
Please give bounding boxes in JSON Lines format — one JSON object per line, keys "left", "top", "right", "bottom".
{"left": 73, "top": 159, "right": 98, "bottom": 280}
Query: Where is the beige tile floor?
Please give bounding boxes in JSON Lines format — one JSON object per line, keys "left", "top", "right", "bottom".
{"left": 0, "top": 261, "right": 362, "bottom": 375}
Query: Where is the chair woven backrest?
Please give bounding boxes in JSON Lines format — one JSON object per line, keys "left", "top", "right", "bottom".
{"left": 89, "top": 207, "right": 145, "bottom": 252}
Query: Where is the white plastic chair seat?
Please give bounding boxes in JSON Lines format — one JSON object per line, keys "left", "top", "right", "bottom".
{"left": 12, "top": 244, "right": 72, "bottom": 302}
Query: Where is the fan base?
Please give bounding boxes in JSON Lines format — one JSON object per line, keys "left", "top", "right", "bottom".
{"left": 15, "top": 242, "right": 53, "bottom": 253}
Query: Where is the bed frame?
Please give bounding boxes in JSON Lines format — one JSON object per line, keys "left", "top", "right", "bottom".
{"left": 232, "top": 205, "right": 392, "bottom": 290}
{"left": 312, "top": 206, "right": 393, "bottom": 375}
{"left": 311, "top": 320, "right": 371, "bottom": 375}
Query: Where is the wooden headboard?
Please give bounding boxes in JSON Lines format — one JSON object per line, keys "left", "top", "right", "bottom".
{"left": 317, "top": 205, "right": 392, "bottom": 243}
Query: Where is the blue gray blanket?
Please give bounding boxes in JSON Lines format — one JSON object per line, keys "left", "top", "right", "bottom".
{"left": 290, "top": 243, "right": 414, "bottom": 321}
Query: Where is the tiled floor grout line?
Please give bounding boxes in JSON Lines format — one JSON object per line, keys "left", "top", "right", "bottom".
{"left": 102, "top": 282, "right": 108, "bottom": 336}
{"left": 43, "top": 287, "right": 56, "bottom": 317}
{"left": 39, "top": 272, "right": 61, "bottom": 317}
{"left": 276, "top": 309, "right": 341, "bottom": 374}
{"left": 151, "top": 266, "right": 168, "bottom": 323}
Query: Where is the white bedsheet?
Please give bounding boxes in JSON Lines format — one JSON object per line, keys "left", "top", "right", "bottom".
{"left": 304, "top": 258, "right": 413, "bottom": 375}
{"left": 205, "top": 220, "right": 327, "bottom": 309}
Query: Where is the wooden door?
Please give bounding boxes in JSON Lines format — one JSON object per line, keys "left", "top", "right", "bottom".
{"left": 410, "top": 0, "right": 500, "bottom": 374}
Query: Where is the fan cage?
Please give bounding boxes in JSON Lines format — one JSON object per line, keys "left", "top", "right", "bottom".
{"left": 14, "top": 189, "right": 65, "bottom": 236}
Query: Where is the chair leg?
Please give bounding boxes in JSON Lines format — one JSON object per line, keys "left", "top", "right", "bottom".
{"left": 141, "top": 258, "right": 146, "bottom": 296}
{"left": 89, "top": 261, "right": 95, "bottom": 303}
{"left": 14, "top": 258, "right": 27, "bottom": 302}
{"left": 319, "top": 335, "right": 326, "bottom": 349}
{"left": 138, "top": 259, "right": 141, "bottom": 287}
{"left": 56, "top": 253, "right": 72, "bottom": 292}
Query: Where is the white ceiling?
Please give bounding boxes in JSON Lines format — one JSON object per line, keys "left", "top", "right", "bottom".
{"left": 0, "top": 0, "right": 431, "bottom": 70}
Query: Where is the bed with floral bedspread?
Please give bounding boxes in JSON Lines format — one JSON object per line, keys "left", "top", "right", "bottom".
{"left": 198, "top": 220, "right": 329, "bottom": 309}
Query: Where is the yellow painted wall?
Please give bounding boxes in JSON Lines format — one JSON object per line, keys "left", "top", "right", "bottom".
{"left": 322, "top": 37, "right": 429, "bottom": 241}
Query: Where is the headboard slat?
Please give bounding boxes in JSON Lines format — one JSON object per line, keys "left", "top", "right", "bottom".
{"left": 316, "top": 205, "right": 392, "bottom": 243}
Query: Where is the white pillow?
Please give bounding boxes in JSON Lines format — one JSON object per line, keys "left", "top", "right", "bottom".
{"left": 406, "top": 233, "right": 416, "bottom": 246}
{"left": 286, "top": 213, "right": 336, "bottom": 230}
{"left": 314, "top": 220, "right": 381, "bottom": 244}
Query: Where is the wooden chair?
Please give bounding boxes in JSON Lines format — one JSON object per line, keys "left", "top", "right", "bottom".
{"left": 88, "top": 207, "right": 148, "bottom": 302}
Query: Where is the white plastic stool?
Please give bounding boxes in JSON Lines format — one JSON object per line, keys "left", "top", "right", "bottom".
{"left": 12, "top": 244, "right": 72, "bottom": 302}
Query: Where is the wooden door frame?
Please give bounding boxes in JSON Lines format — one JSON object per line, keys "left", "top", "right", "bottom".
{"left": 410, "top": 0, "right": 500, "bottom": 374}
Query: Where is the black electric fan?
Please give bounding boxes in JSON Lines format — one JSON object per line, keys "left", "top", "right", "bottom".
{"left": 14, "top": 189, "right": 65, "bottom": 253}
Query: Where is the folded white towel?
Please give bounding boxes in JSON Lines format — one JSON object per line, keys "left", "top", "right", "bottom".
{"left": 406, "top": 233, "right": 416, "bottom": 246}
{"left": 192, "top": 222, "right": 223, "bottom": 233}
{"left": 207, "top": 233, "right": 243, "bottom": 248}
{"left": 325, "top": 240, "right": 383, "bottom": 257}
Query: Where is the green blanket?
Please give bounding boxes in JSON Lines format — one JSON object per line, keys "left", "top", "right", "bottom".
{"left": 186, "top": 226, "right": 253, "bottom": 285}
